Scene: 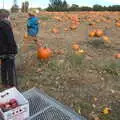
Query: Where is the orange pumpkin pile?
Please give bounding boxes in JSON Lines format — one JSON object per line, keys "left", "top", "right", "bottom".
{"left": 37, "top": 47, "right": 52, "bottom": 59}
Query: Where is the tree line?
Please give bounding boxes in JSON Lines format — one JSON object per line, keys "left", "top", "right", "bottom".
{"left": 11, "top": 0, "right": 120, "bottom": 13}
{"left": 46, "top": 0, "right": 120, "bottom": 11}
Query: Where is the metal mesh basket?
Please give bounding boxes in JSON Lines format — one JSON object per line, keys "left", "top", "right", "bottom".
{"left": 24, "top": 88, "right": 86, "bottom": 120}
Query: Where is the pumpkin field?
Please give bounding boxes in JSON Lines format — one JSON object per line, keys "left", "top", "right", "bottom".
{"left": 8, "top": 12, "right": 120, "bottom": 119}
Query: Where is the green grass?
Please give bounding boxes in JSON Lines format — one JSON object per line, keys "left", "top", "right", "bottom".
{"left": 103, "top": 60, "right": 120, "bottom": 77}
{"left": 68, "top": 52, "right": 85, "bottom": 67}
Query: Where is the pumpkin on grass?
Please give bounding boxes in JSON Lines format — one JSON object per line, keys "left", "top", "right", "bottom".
{"left": 102, "top": 36, "right": 111, "bottom": 44}
{"left": 72, "top": 44, "right": 80, "bottom": 51}
{"left": 37, "top": 47, "right": 52, "bottom": 59}
{"left": 114, "top": 53, "right": 120, "bottom": 59}
{"left": 89, "top": 31, "right": 96, "bottom": 37}
{"left": 24, "top": 33, "right": 28, "bottom": 39}
{"left": 115, "top": 22, "right": 120, "bottom": 27}
{"left": 64, "top": 28, "right": 68, "bottom": 31}
{"left": 95, "top": 29, "right": 104, "bottom": 37}
{"left": 75, "top": 49, "right": 85, "bottom": 55}
{"left": 51, "top": 28, "right": 59, "bottom": 34}
{"left": 70, "top": 24, "right": 77, "bottom": 30}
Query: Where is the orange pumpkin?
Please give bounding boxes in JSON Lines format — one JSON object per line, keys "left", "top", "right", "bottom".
{"left": 115, "top": 22, "right": 120, "bottom": 27}
{"left": 95, "top": 29, "right": 104, "bottom": 37}
{"left": 72, "top": 44, "right": 80, "bottom": 51}
{"left": 89, "top": 31, "right": 96, "bottom": 37}
{"left": 64, "top": 28, "right": 68, "bottom": 31}
{"left": 51, "top": 28, "right": 59, "bottom": 34}
{"left": 70, "top": 24, "right": 77, "bottom": 30}
{"left": 102, "top": 36, "right": 111, "bottom": 43}
{"left": 54, "top": 16, "right": 62, "bottom": 21}
{"left": 24, "top": 33, "right": 28, "bottom": 39}
{"left": 75, "top": 49, "right": 85, "bottom": 55}
{"left": 37, "top": 47, "right": 52, "bottom": 59}
{"left": 114, "top": 53, "right": 120, "bottom": 59}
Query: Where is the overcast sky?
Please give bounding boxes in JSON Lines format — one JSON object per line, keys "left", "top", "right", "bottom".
{"left": 0, "top": 0, "right": 120, "bottom": 9}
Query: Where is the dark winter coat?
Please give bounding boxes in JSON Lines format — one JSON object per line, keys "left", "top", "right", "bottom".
{"left": 0, "top": 19, "right": 17, "bottom": 56}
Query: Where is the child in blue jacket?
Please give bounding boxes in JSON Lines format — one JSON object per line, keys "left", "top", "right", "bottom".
{"left": 22, "top": 11, "right": 39, "bottom": 51}
{"left": 27, "top": 11, "right": 39, "bottom": 37}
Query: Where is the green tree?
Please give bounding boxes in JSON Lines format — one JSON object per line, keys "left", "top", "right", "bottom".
{"left": 69, "top": 4, "right": 79, "bottom": 11}
{"left": 46, "top": 0, "right": 68, "bottom": 11}
{"left": 11, "top": 4, "right": 19, "bottom": 13}
{"left": 79, "top": 6, "right": 92, "bottom": 11}
{"left": 93, "top": 4, "right": 104, "bottom": 11}
{"left": 62, "top": 0, "right": 68, "bottom": 11}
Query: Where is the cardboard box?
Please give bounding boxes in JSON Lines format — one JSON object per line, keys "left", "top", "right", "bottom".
{"left": 0, "top": 87, "right": 29, "bottom": 120}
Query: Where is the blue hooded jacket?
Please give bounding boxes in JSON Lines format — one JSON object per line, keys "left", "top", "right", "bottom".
{"left": 27, "top": 16, "right": 39, "bottom": 37}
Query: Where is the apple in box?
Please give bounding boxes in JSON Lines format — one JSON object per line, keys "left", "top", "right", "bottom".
{"left": 9, "top": 99, "right": 19, "bottom": 108}
{"left": 0, "top": 99, "right": 19, "bottom": 112}
{"left": 0, "top": 104, "right": 5, "bottom": 109}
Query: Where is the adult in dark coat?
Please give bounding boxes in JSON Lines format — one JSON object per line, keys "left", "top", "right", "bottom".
{"left": 0, "top": 9, "right": 18, "bottom": 88}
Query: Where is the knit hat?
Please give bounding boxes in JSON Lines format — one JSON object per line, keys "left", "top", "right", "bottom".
{"left": 0, "top": 9, "right": 9, "bottom": 20}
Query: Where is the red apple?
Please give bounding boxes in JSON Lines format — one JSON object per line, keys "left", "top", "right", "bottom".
{"left": 12, "top": 103, "right": 18, "bottom": 109}
{"left": 5, "top": 103, "right": 11, "bottom": 109}
{"left": 0, "top": 103, "right": 5, "bottom": 109}
{"left": 9, "top": 99, "right": 17, "bottom": 104}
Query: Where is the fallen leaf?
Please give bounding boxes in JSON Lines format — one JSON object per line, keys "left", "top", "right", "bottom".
{"left": 103, "top": 107, "right": 111, "bottom": 115}
{"left": 78, "top": 107, "right": 81, "bottom": 114}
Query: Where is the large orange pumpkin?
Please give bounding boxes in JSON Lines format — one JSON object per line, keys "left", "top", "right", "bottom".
{"left": 37, "top": 47, "right": 52, "bottom": 59}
